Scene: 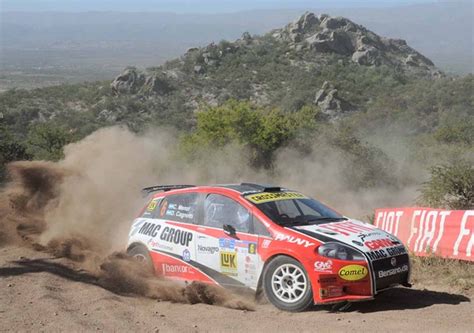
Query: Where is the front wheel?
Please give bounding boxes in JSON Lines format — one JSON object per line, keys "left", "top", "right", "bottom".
{"left": 262, "top": 256, "right": 313, "bottom": 312}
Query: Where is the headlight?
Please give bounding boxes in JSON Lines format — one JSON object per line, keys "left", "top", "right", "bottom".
{"left": 317, "top": 242, "right": 365, "bottom": 261}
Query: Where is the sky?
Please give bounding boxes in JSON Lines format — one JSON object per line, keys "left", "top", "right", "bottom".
{"left": 1, "top": 0, "right": 441, "bottom": 13}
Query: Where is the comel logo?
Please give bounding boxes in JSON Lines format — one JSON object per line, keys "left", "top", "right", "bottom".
{"left": 338, "top": 264, "right": 368, "bottom": 281}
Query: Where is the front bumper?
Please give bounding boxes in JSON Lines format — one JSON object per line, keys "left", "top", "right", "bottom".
{"left": 314, "top": 253, "right": 410, "bottom": 304}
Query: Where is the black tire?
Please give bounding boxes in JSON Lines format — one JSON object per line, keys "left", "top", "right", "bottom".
{"left": 262, "top": 255, "right": 313, "bottom": 312}
{"left": 127, "top": 244, "right": 154, "bottom": 273}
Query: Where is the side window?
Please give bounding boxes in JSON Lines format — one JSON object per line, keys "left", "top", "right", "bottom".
{"left": 142, "top": 197, "right": 162, "bottom": 218}
{"left": 203, "top": 194, "right": 251, "bottom": 233}
{"left": 157, "top": 193, "right": 199, "bottom": 224}
{"left": 252, "top": 216, "right": 272, "bottom": 237}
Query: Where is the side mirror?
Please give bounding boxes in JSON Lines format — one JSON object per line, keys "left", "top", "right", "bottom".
{"left": 223, "top": 224, "right": 237, "bottom": 237}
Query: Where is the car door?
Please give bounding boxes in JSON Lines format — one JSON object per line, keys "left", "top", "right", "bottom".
{"left": 147, "top": 192, "right": 200, "bottom": 280}
{"left": 195, "top": 193, "right": 260, "bottom": 289}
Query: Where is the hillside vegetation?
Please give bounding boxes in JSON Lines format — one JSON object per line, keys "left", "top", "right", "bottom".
{"left": 0, "top": 13, "right": 473, "bottom": 209}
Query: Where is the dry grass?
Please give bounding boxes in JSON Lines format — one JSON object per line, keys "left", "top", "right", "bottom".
{"left": 410, "top": 255, "right": 474, "bottom": 296}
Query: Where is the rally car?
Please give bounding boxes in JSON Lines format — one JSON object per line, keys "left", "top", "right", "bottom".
{"left": 127, "top": 183, "right": 411, "bottom": 312}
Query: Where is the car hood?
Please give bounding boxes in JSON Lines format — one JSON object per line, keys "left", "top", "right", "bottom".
{"left": 292, "top": 219, "right": 403, "bottom": 252}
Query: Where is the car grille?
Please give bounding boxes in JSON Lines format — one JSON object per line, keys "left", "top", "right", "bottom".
{"left": 372, "top": 254, "right": 409, "bottom": 291}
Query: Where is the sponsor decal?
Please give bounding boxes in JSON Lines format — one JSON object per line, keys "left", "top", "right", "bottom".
{"left": 248, "top": 243, "right": 257, "bottom": 254}
{"left": 130, "top": 219, "right": 146, "bottom": 236}
{"left": 314, "top": 259, "right": 333, "bottom": 272}
{"left": 338, "top": 264, "right": 368, "bottom": 281}
{"left": 357, "top": 231, "right": 383, "bottom": 242}
{"left": 138, "top": 222, "right": 161, "bottom": 237}
{"left": 161, "top": 263, "right": 189, "bottom": 274}
{"left": 160, "top": 227, "right": 193, "bottom": 246}
{"left": 364, "top": 238, "right": 398, "bottom": 250}
{"left": 149, "top": 241, "right": 174, "bottom": 252}
{"left": 175, "top": 211, "right": 194, "bottom": 220}
{"left": 262, "top": 239, "right": 272, "bottom": 248}
{"left": 244, "top": 263, "right": 257, "bottom": 270}
{"left": 219, "top": 238, "right": 236, "bottom": 249}
{"left": 378, "top": 264, "right": 409, "bottom": 278}
{"left": 245, "top": 191, "right": 307, "bottom": 204}
{"left": 165, "top": 209, "right": 175, "bottom": 216}
{"left": 197, "top": 245, "right": 220, "bottom": 254}
{"left": 274, "top": 234, "right": 315, "bottom": 248}
{"left": 147, "top": 199, "right": 159, "bottom": 212}
{"left": 220, "top": 251, "right": 237, "bottom": 276}
{"left": 390, "top": 257, "right": 397, "bottom": 267}
{"left": 168, "top": 203, "right": 177, "bottom": 210}
{"left": 319, "top": 221, "right": 374, "bottom": 237}
{"left": 182, "top": 249, "right": 191, "bottom": 262}
{"left": 244, "top": 256, "right": 257, "bottom": 276}
{"left": 352, "top": 240, "right": 364, "bottom": 247}
{"left": 366, "top": 245, "right": 407, "bottom": 261}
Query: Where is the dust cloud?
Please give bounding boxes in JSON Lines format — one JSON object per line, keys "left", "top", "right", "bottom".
{"left": 0, "top": 127, "right": 257, "bottom": 310}
{"left": 0, "top": 125, "right": 417, "bottom": 310}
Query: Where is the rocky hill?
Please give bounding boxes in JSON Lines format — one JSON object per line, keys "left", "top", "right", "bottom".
{"left": 110, "top": 12, "right": 441, "bottom": 118}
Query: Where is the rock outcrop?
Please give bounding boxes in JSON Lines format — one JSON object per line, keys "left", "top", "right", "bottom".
{"left": 111, "top": 67, "right": 146, "bottom": 95}
{"left": 111, "top": 67, "right": 174, "bottom": 95}
{"left": 314, "top": 81, "right": 354, "bottom": 118}
{"left": 273, "top": 12, "right": 440, "bottom": 75}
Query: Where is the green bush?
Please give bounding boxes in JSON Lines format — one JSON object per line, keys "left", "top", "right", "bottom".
{"left": 419, "top": 161, "right": 474, "bottom": 209}
{"left": 26, "top": 123, "right": 74, "bottom": 161}
{"left": 0, "top": 124, "right": 30, "bottom": 182}
{"left": 181, "top": 100, "right": 311, "bottom": 167}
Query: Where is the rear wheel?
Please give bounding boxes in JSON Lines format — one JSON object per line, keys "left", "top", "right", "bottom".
{"left": 263, "top": 256, "right": 313, "bottom": 312}
{"left": 127, "top": 244, "right": 154, "bottom": 273}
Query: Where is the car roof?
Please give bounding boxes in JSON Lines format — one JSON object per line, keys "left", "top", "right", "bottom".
{"left": 144, "top": 183, "right": 285, "bottom": 197}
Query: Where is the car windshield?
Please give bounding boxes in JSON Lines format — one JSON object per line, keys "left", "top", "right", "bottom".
{"left": 248, "top": 193, "right": 345, "bottom": 226}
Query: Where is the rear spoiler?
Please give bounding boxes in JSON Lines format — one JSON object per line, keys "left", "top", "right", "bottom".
{"left": 141, "top": 184, "right": 195, "bottom": 196}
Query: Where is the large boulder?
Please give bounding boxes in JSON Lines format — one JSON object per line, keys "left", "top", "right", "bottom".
{"left": 314, "top": 81, "right": 354, "bottom": 118}
{"left": 111, "top": 67, "right": 146, "bottom": 95}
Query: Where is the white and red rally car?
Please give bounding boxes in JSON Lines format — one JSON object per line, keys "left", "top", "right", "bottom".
{"left": 127, "top": 183, "right": 410, "bottom": 312}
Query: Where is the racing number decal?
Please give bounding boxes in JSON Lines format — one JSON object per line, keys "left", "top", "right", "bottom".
{"left": 160, "top": 200, "right": 168, "bottom": 217}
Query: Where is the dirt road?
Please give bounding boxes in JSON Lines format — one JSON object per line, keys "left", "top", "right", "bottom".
{"left": 1, "top": 246, "right": 472, "bottom": 333}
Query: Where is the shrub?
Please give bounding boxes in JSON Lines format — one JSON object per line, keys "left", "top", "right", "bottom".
{"left": 419, "top": 161, "right": 474, "bottom": 209}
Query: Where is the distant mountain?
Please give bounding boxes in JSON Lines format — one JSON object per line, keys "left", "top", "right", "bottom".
{"left": 109, "top": 12, "right": 440, "bottom": 118}
{"left": 1, "top": 1, "right": 471, "bottom": 91}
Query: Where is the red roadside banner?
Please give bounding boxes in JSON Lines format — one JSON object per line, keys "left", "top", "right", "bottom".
{"left": 374, "top": 207, "right": 474, "bottom": 262}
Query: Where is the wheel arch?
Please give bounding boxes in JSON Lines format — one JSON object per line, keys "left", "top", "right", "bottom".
{"left": 126, "top": 241, "right": 148, "bottom": 253}
{"left": 256, "top": 252, "right": 303, "bottom": 295}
